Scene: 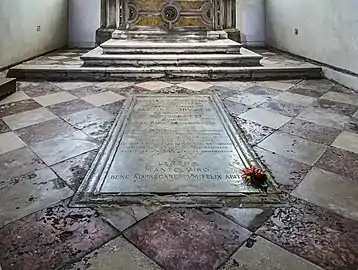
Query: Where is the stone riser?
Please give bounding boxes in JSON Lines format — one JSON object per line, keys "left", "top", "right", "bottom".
{"left": 82, "top": 53, "right": 262, "bottom": 67}
{"left": 103, "top": 48, "right": 242, "bottom": 54}
{"left": 0, "top": 78, "right": 16, "bottom": 100}
{"left": 8, "top": 65, "right": 322, "bottom": 81}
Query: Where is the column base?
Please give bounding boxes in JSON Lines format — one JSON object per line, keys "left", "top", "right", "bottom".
{"left": 96, "top": 28, "right": 116, "bottom": 46}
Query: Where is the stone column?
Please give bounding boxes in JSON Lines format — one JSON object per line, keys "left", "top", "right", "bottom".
{"left": 96, "top": 0, "right": 121, "bottom": 45}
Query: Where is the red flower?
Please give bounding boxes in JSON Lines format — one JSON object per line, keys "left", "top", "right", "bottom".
{"left": 242, "top": 166, "right": 268, "bottom": 188}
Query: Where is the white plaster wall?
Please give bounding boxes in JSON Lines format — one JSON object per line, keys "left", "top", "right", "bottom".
{"left": 68, "top": 0, "right": 100, "bottom": 48}
{"left": 0, "top": 0, "right": 68, "bottom": 69}
{"left": 266, "top": 0, "right": 358, "bottom": 75}
{"left": 237, "top": 0, "right": 266, "bottom": 47}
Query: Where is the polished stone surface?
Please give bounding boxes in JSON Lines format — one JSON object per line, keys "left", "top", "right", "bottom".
{"left": 221, "top": 236, "right": 324, "bottom": 270}
{"left": 316, "top": 146, "right": 358, "bottom": 180}
{"left": 239, "top": 108, "right": 291, "bottom": 129}
{"left": 3, "top": 107, "right": 57, "bottom": 130}
{"left": 82, "top": 91, "right": 126, "bottom": 106}
{"left": 0, "top": 132, "right": 26, "bottom": 155}
{"left": 332, "top": 130, "right": 358, "bottom": 154}
{"left": 0, "top": 167, "right": 73, "bottom": 227}
{"left": 258, "top": 132, "right": 327, "bottom": 166}
{"left": 280, "top": 118, "right": 341, "bottom": 145}
{"left": 83, "top": 95, "right": 260, "bottom": 196}
{"left": 214, "top": 208, "right": 274, "bottom": 231}
{"left": 292, "top": 167, "right": 358, "bottom": 221}
{"left": 257, "top": 197, "right": 358, "bottom": 270}
{"left": 30, "top": 130, "right": 99, "bottom": 166}
{"left": 298, "top": 109, "right": 350, "bottom": 129}
{"left": 124, "top": 208, "right": 251, "bottom": 270}
{"left": 68, "top": 236, "right": 162, "bottom": 270}
{"left": 254, "top": 147, "right": 310, "bottom": 191}
{"left": 1, "top": 77, "right": 358, "bottom": 269}
{"left": 0, "top": 200, "right": 119, "bottom": 270}
{"left": 33, "top": 91, "right": 77, "bottom": 106}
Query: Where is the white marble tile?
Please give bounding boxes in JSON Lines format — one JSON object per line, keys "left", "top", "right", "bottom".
{"left": 3, "top": 107, "right": 58, "bottom": 130}
{"left": 63, "top": 108, "right": 114, "bottom": 129}
{"left": 226, "top": 93, "right": 270, "bottom": 107}
{"left": 82, "top": 91, "right": 126, "bottom": 106}
{"left": 221, "top": 236, "right": 323, "bottom": 270}
{"left": 0, "top": 132, "right": 26, "bottom": 155}
{"left": 136, "top": 81, "right": 173, "bottom": 91}
{"left": 178, "top": 81, "right": 212, "bottom": 91}
{"left": 298, "top": 109, "right": 350, "bottom": 129}
{"left": 30, "top": 131, "right": 99, "bottom": 165}
{"left": 53, "top": 81, "right": 94, "bottom": 90}
{"left": 33, "top": 92, "right": 78, "bottom": 106}
{"left": 275, "top": 92, "right": 316, "bottom": 105}
{"left": 292, "top": 167, "right": 358, "bottom": 221}
{"left": 258, "top": 132, "right": 327, "bottom": 165}
{"left": 332, "top": 131, "right": 358, "bottom": 154}
{"left": 257, "top": 81, "right": 294, "bottom": 91}
{"left": 239, "top": 108, "right": 292, "bottom": 129}
{"left": 0, "top": 91, "right": 30, "bottom": 105}
{"left": 68, "top": 236, "right": 161, "bottom": 270}
{"left": 320, "top": 91, "right": 358, "bottom": 106}
{"left": 0, "top": 167, "right": 73, "bottom": 228}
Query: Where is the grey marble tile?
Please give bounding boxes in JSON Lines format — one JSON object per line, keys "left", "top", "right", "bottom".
{"left": 221, "top": 236, "right": 324, "bottom": 270}
{"left": 30, "top": 131, "right": 99, "bottom": 166}
{"left": 0, "top": 168, "right": 73, "bottom": 227}
{"left": 67, "top": 236, "right": 162, "bottom": 270}
{"left": 258, "top": 132, "right": 326, "bottom": 166}
{"left": 292, "top": 167, "right": 358, "bottom": 221}
{"left": 239, "top": 108, "right": 292, "bottom": 129}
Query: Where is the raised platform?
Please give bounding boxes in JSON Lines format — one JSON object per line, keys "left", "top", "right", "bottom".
{"left": 7, "top": 49, "right": 323, "bottom": 81}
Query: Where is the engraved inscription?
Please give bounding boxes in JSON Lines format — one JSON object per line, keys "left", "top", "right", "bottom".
{"left": 100, "top": 95, "right": 256, "bottom": 194}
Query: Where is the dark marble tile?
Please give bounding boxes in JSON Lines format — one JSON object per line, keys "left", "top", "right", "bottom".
{"left": 214, "top": 208, "right": 274, "bottom": 231}
{"left": 316, "top": 146, "right": 358, "bottom": 179}
{"left": 0, "top": 200, "right": 119, "bottom": 270}
{"left": 289, "top": 86, "right": 329, "bottom": 98}
{"left": 345, "top": 117, "right": 358, "bottom": 134}
{"left": 280, "top": 118, "right": 341, "bottom": 145}
{"left": 0, "top": 99, "right": 42, "bottom": 118}
{"left": 254, "top": 147, "right": 310, "bottom": 192}
{"left": 256, "top": 196, "right": 358, "bottom": 270}
{"left": 235, "top": 118, "right": 274, "bottom": 145}
{"left": 51, "top": 150, "right": 97, "bottom": 190}
{"left": 21, "top": 82, "right": 63, "bottom": 97}
{"left": 100, "top": 100, "right": 125, "bottom": 116}
{"left": 15, "top": 118, "right": 76, "bottom": 145}
{"left": 313, "top": 99, "right": 358, "bottom": 116}
{"left": 0, "top": 147, "right": 46, "bottom": 180}
{"left": 223, "top": 99, "right": 250, "bottom": 116}
{"left": 124, "top": 208, "right": 251, "bottom": 270}
{"left": 0, "top": 119, "right": 10, "bottom": 134}
{"left": 245, "top": 85, "right": 281, "bottom": 98}
{"left": 68, "top": 85, "right": 107, "bottom": 98}
{"left": 47, "top": 99, "right": 94, "bottom": 117}
{"left": 258, "top": 100, "right": 307, "bottom": 117}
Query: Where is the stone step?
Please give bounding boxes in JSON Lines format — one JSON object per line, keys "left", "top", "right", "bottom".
{"left": 101, "top": 38, "right": 242, "bottom": 54}
{"left": 81, "top": 48, "right": 262, "bottom": 67}
{"left": 112, "top": 29, "right": 229, "bottom": 41}
{"left": 8, "top": 64, "right": 322, "bottom": 81}
{"left": 0, "top": 78, "right": 16, "bottom": 100}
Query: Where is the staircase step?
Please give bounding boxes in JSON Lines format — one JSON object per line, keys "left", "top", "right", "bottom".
{"left": 101, "top": 39, "right": 242, "bottom": 54}
{"left": 8, "top": 65, "right": 323, "bottom": 81}
{"left": 112, "top": 29, "right": 229, "bottom": 41}
{"left": 82, "top": 47, "right": 262, "bottom": 67}
{"left": 0, "top": 78, "right": 16, "bottom": 100}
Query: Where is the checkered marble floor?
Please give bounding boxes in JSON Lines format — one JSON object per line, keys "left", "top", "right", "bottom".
{"left": 0, "top": 78, "right": 358, "bottom": 270}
